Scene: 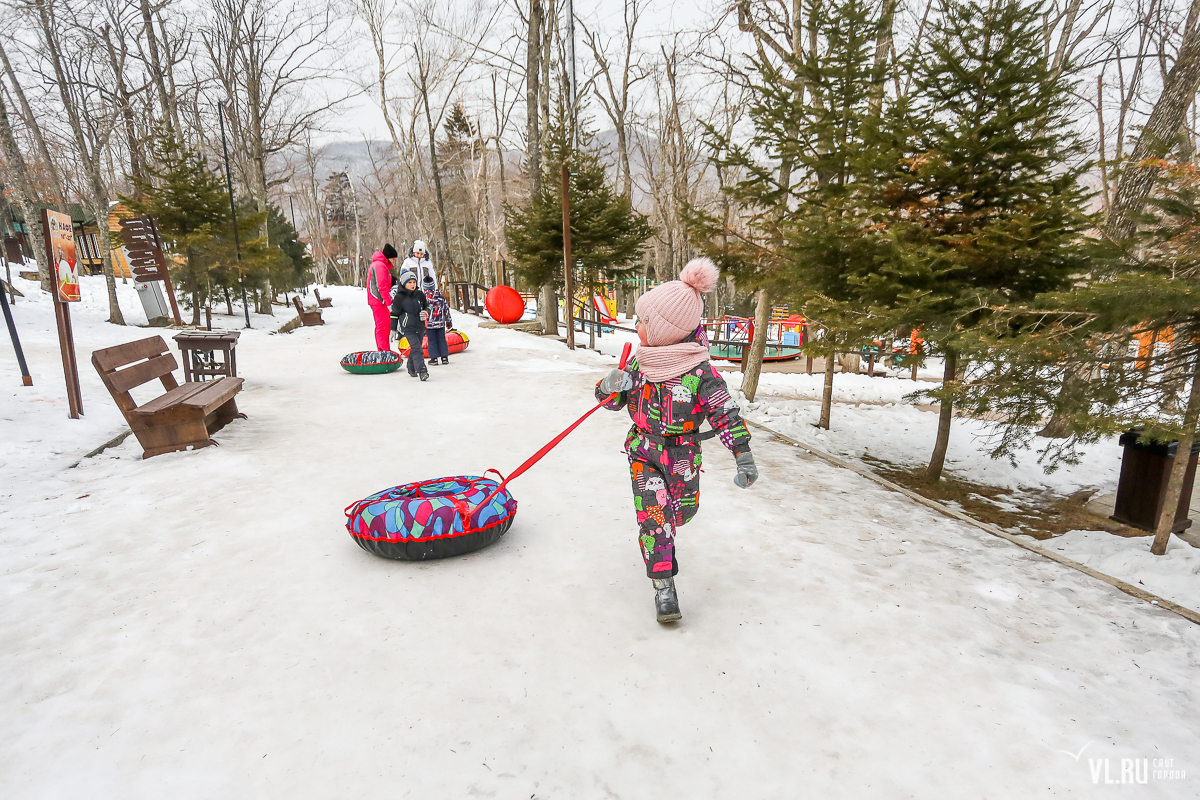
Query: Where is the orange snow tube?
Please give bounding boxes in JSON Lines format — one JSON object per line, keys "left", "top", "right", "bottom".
{"left": 397, "top": 329, "right": 470, "bottom": 358}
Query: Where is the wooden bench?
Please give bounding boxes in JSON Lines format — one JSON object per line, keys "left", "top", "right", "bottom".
{"left": 91, "top": 336, "right": 246, "bottom": 459}
{"left": 293, "top": 295, "right": 324, "bottom": 326}
{"left": 314, "top": 288, "right": 333, "bottom": 308}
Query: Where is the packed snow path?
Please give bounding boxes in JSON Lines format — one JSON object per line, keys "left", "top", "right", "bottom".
{"left": 1, "top": 284, "right": 1198, "bottom": 797}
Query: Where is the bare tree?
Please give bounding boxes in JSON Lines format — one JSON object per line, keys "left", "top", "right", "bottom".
{"left": 581, "top": 0, "right": 648, "bottom": 198}
{"left": 1107, "top": 0, "right": 1200, "bottom": 239}
{"left": 400, "top": 0, "right": 499, "bottom": 283}
{"left": 203, "top": 0, "right": 347, "bottom": 310}
{"left": 0, "top": 86, "right": 51, "bottom": 289}
{"left": 0, "top": 38, "right": 67, "bottom": 217}
{"left": 30, "top": 0, "right": 126, "bottom": 324}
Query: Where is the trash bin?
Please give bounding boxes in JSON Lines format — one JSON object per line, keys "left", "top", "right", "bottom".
{"left": 1111, "top": 430, "right": 1200, "bottom": 532}
{"left": 135, "top": 281, "right": 170, "bottom": 326}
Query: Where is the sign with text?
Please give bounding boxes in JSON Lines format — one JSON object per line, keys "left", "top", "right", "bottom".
{"left": 118, "top": 216, "right": 167, "bottom": 282}
{"left": 44, "top": 210, "right": 79, "bottom": 302}
{"left": 41, "top": 209, "right": 83, "bottom": 418}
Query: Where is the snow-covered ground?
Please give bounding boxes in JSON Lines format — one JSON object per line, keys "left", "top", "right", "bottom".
{"left": 2, "top": 277, "right": 1199, "bottom": 797}
{"left": 1048, "top": 531, "right": 1200, "bottom": 611}
{"left": 721, "top": 369, "right": 1123, "bottom": 496}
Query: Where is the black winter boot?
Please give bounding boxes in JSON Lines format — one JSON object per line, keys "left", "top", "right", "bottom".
{"left": 652, "top": 577, "right": 681, "bottom": 623}
{"left": 440, "top": 357, "right": 449, "bottom": 365}
{"left": 419, "top": 371, "right": 429, "bottom": 381}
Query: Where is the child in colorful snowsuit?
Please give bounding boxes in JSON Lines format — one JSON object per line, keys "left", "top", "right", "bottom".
{"left": 390, "top": 270, "right": 430, "bottom": 380}
{"left": 596, "top": 258, "right": 758, "bottom": 623}
{"left": 422, "top": 275, "right": 454, "bottom": 365}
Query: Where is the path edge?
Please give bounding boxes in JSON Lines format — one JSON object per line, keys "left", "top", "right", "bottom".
{"left": 745, "top": 418, "right": 1200, "bottom": 627}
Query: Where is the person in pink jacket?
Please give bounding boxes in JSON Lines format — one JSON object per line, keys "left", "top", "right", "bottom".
{"left": 367, "top": 244, "right": 398, "bottom": 350}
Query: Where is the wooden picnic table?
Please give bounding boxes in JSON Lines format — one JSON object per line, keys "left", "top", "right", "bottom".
{"left": 172, "top": 330, "right": 241, "bottom": 383}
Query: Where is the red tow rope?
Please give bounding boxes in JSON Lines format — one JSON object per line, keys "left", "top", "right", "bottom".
{"left": 480, "top": 342, "right": 632, "bottom": 506}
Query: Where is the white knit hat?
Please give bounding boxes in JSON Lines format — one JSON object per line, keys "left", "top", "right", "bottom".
{"left": 412, "top": 240, "right": 428, "bottom": 254}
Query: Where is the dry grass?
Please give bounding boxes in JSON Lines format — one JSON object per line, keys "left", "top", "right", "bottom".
{"left": 860, "top": 456, "right": 1148, "bottom": 541}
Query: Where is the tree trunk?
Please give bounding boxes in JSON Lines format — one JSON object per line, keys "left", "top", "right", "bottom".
{"left": 740, "top": 289, "right": 772, "bottom": 401}
{"left": 1107, "top": 0, "right": 1200, "bottom": 240}
{"left": 419, "top": 67, "right": 454, "bottom": 280}
{"left": 819, "top": 345, "right": 835, "bottom": 429}
{"left": 140, "top": 0, "right": 173, "bottom": 121}
{"left": 926, "top": 350, "right": 958, "bottom": 481}
{"left": 1151, "top": 347, "right": 1200, "bottom": 554}
{"left": 539, "top": 281, "right": 558, "bottom": 335}
{"left": 526, "top": 0, "right": 542, "bottom": 196}
{"left": 102, "top": 25, "right": 145, "bottom": 186}
{"left": 868, "top": 0, "right": 896, "bottom": 115}
{"left": 36, "top": 0, "right": 124, "bottom": 324}
{"left": 0, "top": 41, "right": 67, "bottom": 215}
{"left": 0, "top": 92, "right": 51, "bottom": 290}
{"left": 91, "top": 201, "right": 126, "bottom": 325}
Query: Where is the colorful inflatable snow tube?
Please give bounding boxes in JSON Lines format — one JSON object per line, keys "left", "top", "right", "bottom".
{"left": 345, "top": 475, "right": 518, "bottom": 560}
{"left": 340, "top": 350, "right": 403, "bottom": 374}
{"left": 398, "top": 329, "right": 470, "bottom": 358}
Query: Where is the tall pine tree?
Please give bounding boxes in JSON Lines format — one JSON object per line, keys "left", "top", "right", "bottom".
{"left": 124, "top": 129, "right": 232, "bottom": 324}
{"left": 505, "top": 109, "right": 653, "bottom": 331}
{"left": 690, "top": 0, "right": 891, "bottom": 415}
{"left": 125, "top": 128, "right": 275, "bottom": 324}
{"left": 865, "top": 0, "right": 1093, "bottom": 481}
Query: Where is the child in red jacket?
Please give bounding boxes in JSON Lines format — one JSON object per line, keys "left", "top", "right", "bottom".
{"left": 597, "top": 258, "right": 758, "bottom": 623}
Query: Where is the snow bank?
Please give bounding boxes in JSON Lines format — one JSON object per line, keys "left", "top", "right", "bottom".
{"left": 724, "top": 369, "right": 1123, "bottom": 496}
{"left": 0, "top": 274, "right": 301, "bottom": 486}
{"left": 1046, "top": 530, "right": 1200, "bottom": 611}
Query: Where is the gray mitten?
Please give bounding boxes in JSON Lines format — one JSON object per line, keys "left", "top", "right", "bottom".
{"left": 733, "top": 451, "right": 758, "bottom": 488}
{"left": 419, "top": 310, "right": 428, "bottom": 322}
{"left": 599, "top": 368, "right": 634, "bottom": 394}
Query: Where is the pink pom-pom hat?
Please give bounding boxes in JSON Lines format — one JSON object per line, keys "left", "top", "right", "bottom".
{"left": 635, "top": 258, "right": 720, "bottom": 346}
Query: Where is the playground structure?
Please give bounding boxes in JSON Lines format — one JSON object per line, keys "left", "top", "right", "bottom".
{"left": 563, "top": 290, "right": 619, "bottom": 335}
{"left": 702, "top": 315, "right": 808, "bottom": 362}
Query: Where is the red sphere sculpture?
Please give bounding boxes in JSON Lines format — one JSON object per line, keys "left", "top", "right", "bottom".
{"left": 485, "top": 285, "right": 526, "bottom": 325}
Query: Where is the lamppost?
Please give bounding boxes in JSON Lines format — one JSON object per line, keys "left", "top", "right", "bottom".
{"left": 217, "top": 99, "right": 251, "bottom": 329}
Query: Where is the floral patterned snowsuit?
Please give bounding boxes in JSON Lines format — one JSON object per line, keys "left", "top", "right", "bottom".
{"left": 597, "top": 350, "right": 751, "bottom": 578}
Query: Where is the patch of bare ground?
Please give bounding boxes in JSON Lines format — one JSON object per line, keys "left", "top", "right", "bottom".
{"left": 860, "top": 455, "right": 1149, "bottom": 541}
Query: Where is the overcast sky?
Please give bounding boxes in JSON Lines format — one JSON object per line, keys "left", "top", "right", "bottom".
{"left": 312, "top": 0, "right": 719, "bottom": 145}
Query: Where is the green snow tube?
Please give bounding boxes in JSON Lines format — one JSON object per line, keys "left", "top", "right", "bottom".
{"left": 341, "top": 350, "right": 403, "bottom": 374}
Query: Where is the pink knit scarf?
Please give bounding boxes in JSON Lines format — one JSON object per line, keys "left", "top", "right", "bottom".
{"left": 635, "top": 341, "right": 709, "bottom": 382}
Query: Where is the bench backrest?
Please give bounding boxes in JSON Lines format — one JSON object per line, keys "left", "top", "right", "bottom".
{"left": 314, "top": 288, "right": 323, "bottom": 299}
{"left": 91, "top": 336, "right": 179, "bottom": 415}
{"left": 293, "top": 295, "right": 305, "bottom": 314}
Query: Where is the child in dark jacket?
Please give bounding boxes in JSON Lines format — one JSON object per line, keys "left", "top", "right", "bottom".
{"left": 390, "top": 270, "right": 431, "bottom": 380}
{"left": 422, "top": 275, "right": 454, "bottom": 365}
{"left": 596, "top": 258, "right": 757, "bottom": 623}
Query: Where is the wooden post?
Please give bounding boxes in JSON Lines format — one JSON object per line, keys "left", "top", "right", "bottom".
{"left": 44, "top": 210, "right": 82, "bottom": 418}
{"left": 804, "top": 323, "right": 813, "bottom": 374}
{"left": 588, "top": 278, "right": 596, "bottom": 349}
{"left": 0, "top": 283, "right": 32, "bottom": 385}
{"left": 152, "top": 219, "right": 183, "bottom": 326}
{"left": 740, "top": 320, "right": 752, "bottom": 374}
{"left": 561, "top": 163, "right": 575, "bottom": 350}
